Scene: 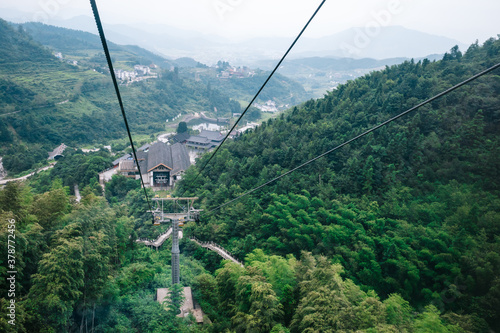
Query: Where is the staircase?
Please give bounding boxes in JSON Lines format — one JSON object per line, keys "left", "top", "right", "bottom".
{"left": 189, "top": 237, "right": 243, "bottom": 267}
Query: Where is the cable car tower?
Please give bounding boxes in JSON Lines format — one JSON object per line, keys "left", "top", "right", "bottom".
{"left": 149, "top": 197, "right": 201, "bottom": 285}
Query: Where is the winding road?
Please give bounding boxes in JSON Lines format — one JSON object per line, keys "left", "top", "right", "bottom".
{"left": 0, "top": 163, "right": 55, "bottom": 186}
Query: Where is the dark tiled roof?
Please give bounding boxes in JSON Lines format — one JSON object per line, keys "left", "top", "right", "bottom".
{"left": 187, "top": 136, "right": 211, "bottom": 145}
{"left": 147, "top": 142, "right": 173, "bottom": 172}
{"left": 171, "top": 132, "right": 190, "bottom": 144}
{"left": 118, "top": 159, "right": 136, "bottom": 171}
{"left": 117, "top": 142, "right": 190, "bottom": 175}
{"left": 171, "top": 143, "right": 190, "bottom": 175}
{"left": 136, "top": 151, "right": 148, "bottom": 173}
{"left": 113, "top": 154, "right": 131, "bottom": 165}
{"left": 199, "top": 130, "right": 224, "bottom": 142}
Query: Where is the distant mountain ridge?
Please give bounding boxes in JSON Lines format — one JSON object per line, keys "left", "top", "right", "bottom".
{"left": 100, "top": 23, "right": 469, "bottom": 65}
{"left": 18, "top": 22, "right": 175, "bottom": 68}
{"left": 0, "top": 12, "right": 467, "bottom": 65}
{"left": 285, "top": 26, "right": 468, "bottom": 59}
{"left": 255, "top": 56, "right": 409, "bottom": 72}
{"left": 15, "top": 22, "right": 210, "bottom": 70}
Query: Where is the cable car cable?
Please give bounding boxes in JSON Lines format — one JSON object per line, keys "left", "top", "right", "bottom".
{"left": 181, "top": 0, "right": 326, "bottom": 195}
{"left": 89, "top": 0, "right": 154, "bottom": 219}
{"left": 206, "top": 61, "right": 500, "bottom": 214}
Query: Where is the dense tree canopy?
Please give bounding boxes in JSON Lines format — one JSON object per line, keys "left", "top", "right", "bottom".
{"left": 176, "top": 37, "right": 500, "bottom": 331}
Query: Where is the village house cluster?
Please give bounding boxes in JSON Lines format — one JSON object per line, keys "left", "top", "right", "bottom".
{"left": 114, "top": 64, "right": 157, "bottom": 82}
{"left": 54, "top": 52, "right": 78, "bottom": 66}
{"left": 254, "top": 100, "right": 279, "bottom": 113}
{"left": 217, "top": 65, "right": 255, "bottom": 79}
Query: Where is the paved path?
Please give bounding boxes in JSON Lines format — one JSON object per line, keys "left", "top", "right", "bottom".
{"left": 99, "top": 167, "right": 117, "bottom": 185}
{"left": 0, "top": 164, "right": 55, "bottom": 185}
{"left": 165, "top": 112, "right": 201, "bottom": 129}
{"left": 0, "top": 157, "right": 5, "bottom": 181}
{"left": 0, "top": 110, "right": 21, "bottom": 117}
{"left": 158, "top": 133, "right": 175, "bottom": 143}
{"left": 74, "top": 184, "right": 81, "bottom": 202}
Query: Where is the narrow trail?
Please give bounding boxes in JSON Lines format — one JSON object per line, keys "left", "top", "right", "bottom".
{"left": 74, "top": 184, "right": 81, "bottom": 202}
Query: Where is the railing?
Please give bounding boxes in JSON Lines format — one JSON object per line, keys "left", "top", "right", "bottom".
{"left": 135, "top": 231, "right": 243, "bottom": 266}
{"left": 190, "top": 237, "right": 244, "bottom": 267}
{"left": 136, "top": 228, "right": 172, "bottom": 247}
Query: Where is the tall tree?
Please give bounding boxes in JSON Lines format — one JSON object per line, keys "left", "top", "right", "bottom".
{"left": 28, "top": 236, "right": 84, "bottom": 331}
{"left": 177, "top": 121, "right": 188, "bottom": 134}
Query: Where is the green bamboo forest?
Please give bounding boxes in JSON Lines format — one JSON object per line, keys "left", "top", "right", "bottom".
{"left": 0, "top": 15, "right": 499, "bottom": 333}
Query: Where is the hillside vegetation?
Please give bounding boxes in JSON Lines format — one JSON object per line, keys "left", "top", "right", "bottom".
{"left": 176, "top": 37, "right": 500, "bottom": 331}
{"left": 19, "top": 22, "right": 175, "bottom": 69}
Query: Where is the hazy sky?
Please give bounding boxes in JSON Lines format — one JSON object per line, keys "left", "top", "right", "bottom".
{"left": 1, "top": 0, "right": 499, "bottom": 44}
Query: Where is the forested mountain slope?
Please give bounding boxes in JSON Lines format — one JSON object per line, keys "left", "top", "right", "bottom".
{"left": 18, "top": 22, "right": 175, "bottom": 68}
{"left": 176, "top": 37, "right": 500, "bottom": 331}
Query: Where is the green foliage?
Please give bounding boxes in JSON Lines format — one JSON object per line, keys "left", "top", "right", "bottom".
{"left": 384, "top": 294, "right": 413, "bottom": 328}
{"left": 30, "top": 186, "right": 69, "bottom": 229}
{"left": 215, "top": 261, "right": 246, "bottom": 316}
{"left": 177, "top": 121, "right": 188, "bottom": 133}
{"left": 413, "top": 305, "right": 461, "bottom": 333}
{"left": 28, "top": 236, "right": 84, "bottom": 330}
{"left": 291, "top": 253, "right": 385, "bottom": 332}
{"left": 0, "top": 181, "right": 33, "bottom": 220}
{"left": 2, "top": 143, "right": 48, "bottom": 175}
{"left": 37, "top": 149, "right": 113, "bottom": 192}
{"left": 105, "top": 174, "right": 140, "bottom": 203}
{"left": 165, "top": 283, "right": 185, "bottom": 316}
{"left": 232, "top": 277, "right": 283, "bottom": 333}
{"left": 119, "top": 292, "right": 178, "bottom": 332}
{"left": 246, "top": 106, "right": 262, "bottom": 121}
{"left": 116, "top": 262, "right": 155, "bottom": 295}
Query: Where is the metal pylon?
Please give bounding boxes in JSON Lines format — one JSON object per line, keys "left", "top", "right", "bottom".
{"left": 148, "top": 197, "right": 202, "bottom": 285}
{"left": 171, "top": 218, "right": 180, "bottom": 285}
